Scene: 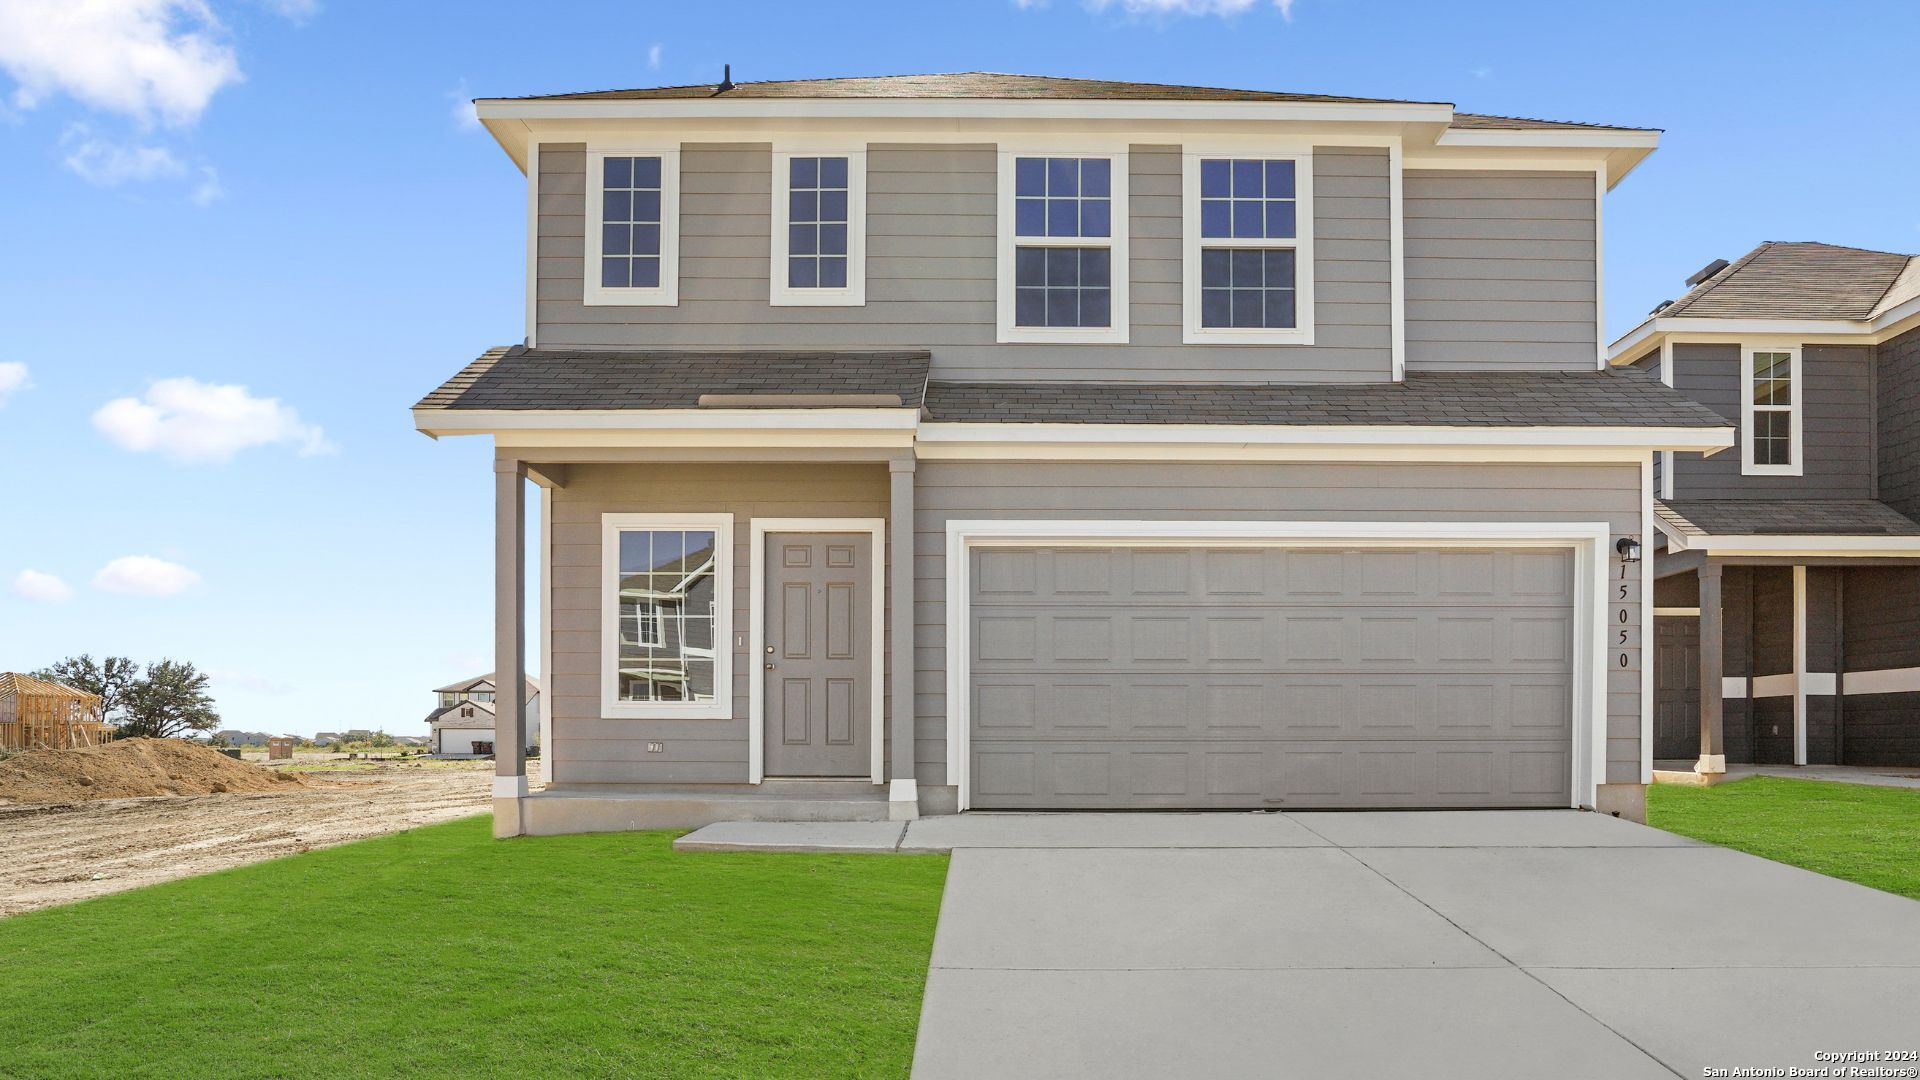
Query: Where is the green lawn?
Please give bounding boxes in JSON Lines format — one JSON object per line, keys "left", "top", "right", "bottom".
{"left": 0, "top": 817, "right": 947, "bottom": 1079}
{"left": 1649, "top": 776, "right": 1920, "bottom": 899}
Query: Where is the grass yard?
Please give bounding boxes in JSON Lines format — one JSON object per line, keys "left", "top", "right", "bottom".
{"left": 0, "top": 816, "right": 947, "bottom": 1079}
{"left": 1649, "top": 776, "right": 1920, "bottom": 899}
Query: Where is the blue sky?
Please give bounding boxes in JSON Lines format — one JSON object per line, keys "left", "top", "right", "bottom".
{"left": 1, "top": 0, "right": 1915, "bottom": 736}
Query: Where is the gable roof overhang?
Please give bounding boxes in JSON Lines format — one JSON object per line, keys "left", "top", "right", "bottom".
{"left": 1653, "top": 499, "right": 1920, "bottom": 557}
{"left": 472, "top": 73, "right": 1659, "bottom": 187}
{"left": 1609, "top": 301, "right": 1920, "bottom": 365}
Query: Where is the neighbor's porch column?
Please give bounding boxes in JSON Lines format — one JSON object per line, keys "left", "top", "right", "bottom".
{"left": 494, "top": 457, "right": 529, "bottom": 837}
{"left": 888, "top": 458, "right": 918, "bottom": 820}
{"left": 1697, "top": 560, "right": 1726, "bottom": 776}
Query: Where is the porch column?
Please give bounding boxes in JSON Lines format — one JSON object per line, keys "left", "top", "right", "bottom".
{"left": 887, "top": 458, "right": 919, "bottom": 820}
{"left": 494, "top": 457, "right": 529, "bottom": 837}
{"left": 1696, "top": 560, "right": 1726, "bottom": 776}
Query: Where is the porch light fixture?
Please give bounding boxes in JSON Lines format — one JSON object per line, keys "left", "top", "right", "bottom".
{"left": 1615, "top": 536, "right": 1642, "bottom": 564}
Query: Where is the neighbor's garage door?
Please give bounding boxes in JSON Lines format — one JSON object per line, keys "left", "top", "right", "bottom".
{"left": 969, "top": 546, "right": 1574, "bottom": 809}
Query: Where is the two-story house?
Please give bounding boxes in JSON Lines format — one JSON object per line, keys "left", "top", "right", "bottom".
{"left": 413, "top": 72, "right": 1730, "bottom": 836}
{"left": 427, "top": 673, "right": 542, "bottom": 758}
{"left": 1611, "top": 241, "right": 1920, "bottom": 776}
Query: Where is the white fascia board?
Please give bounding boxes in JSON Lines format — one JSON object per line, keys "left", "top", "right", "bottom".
{"left": 913, "top": 422, "right": 1733, "bottom": 451}
{"left": 1609, "top": 301, "right": 1920, "bottom": 365}
{"left": 413, "top": 408, "right": 921, "bottom": 435}
{"left": 1436, "top": 127, "right": 1660, "bottom": 150}
{"left": 1688, "top": 536, "right": 1920, "bottom": 556}
{"left": 1652, "top": 515, "right": 1693, "bottom": 551}
{"left": 476, "top": 97, "right": 1457, "bottom": 125}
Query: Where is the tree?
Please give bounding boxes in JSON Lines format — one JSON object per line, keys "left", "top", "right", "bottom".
{"left": 120, "top": 660, "right": 220, "bottom": 739}
{"left": 32, "top": 655, "right": 139, "bottom": 724}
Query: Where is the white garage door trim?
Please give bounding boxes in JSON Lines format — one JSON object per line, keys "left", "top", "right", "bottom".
{"left": 944, "top": 520, "right": 1613, "bottom": 812}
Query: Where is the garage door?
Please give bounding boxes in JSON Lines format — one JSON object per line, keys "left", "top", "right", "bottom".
{"left": 968, "top": 545, "right": 1574, "bottom": 809}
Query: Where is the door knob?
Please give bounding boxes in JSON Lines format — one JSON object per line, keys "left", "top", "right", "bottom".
{"left": 766, "top": 662, "right": 776, "bottom": 671}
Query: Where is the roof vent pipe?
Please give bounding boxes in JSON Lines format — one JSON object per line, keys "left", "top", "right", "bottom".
{"left": 1649, "top": 300, "right": 1672, "bottom": 315}
{"left": 716, "top": 64, "right": 734, "bottom": 93}
{"left": 1685, "top": 258, "right": 1730, "bottom": 287}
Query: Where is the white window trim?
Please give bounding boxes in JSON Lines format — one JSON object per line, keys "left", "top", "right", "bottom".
{"left": 600, "top": 512, "right": 733, "bottom": 719}
{"left": 747, "top": 518, "right": 887, "bottom": 785}
{"left": 1740, "top": 343, "right": 1803, "bottom": 476}
{"left": 1181, "top": 146, "right": 1315, "bottom": 345}
{"left": 770, "top": 145, "right": 866, "bottom": 307}
{"left": 583, "top": 146, "right": 681, "bottom": 307}
{"left": 943, "top": 519, "right": 1611, "bottom": 813}
{"left": 996, "top": 146, "right": 1131, "bottom": 344}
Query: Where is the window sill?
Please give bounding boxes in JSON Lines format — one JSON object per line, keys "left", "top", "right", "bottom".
{"left": 601, "top": 702, "right": 732, "bottom": 721}
{"left": 769, "top": 289, "right": 866, "bottom": 307}
{"left": 1183, "top": 327, "right": 1316, "bottom": 346}
{"left": 582, "top": 288, "right": 679, "bottom": 307}
{"left": 998, "top": 326, "right": 1131, "bottom": 345}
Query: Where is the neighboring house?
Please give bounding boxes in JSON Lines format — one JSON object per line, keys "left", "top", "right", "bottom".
{"left": 413, "top": 72, "right": 1731, "bottom": 836}
{"left": 1612, "top": 241, "right": 1920, "bottom": 773}
{"left": 313, "top": 732, "right": 343, "bottom": 745}
{"left": 212, "top": 729, "right": 278, "bottom": 746}
{"left": 427, "top": 673, "right": 541, "bottom": 757}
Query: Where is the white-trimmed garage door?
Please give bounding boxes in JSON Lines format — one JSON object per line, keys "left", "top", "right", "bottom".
{"left": 968, "top": 545, "right": 1574, "bottom": 809}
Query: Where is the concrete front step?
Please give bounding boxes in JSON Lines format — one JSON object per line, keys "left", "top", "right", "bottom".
{"left": 523, "top": 787, "right": 888, "bottom": 835}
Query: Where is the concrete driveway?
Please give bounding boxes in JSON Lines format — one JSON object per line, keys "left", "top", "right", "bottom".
{"left": 902, "top": 811, "right": 1920, "bottom": 1079}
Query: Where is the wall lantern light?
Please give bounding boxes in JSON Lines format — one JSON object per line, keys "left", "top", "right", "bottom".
{"left": 1615, "top": 536, "right": 1642, "bottom": 564}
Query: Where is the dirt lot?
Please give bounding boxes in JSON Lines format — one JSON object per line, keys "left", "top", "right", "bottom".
{"left": 0, "top": 755, "right": 495, "bottom": 916}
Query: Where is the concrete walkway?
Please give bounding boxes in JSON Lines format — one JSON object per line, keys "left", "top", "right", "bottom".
{"left": 678, "top": 811, "right": 1920, "bottom": 1078}
{"left": 1653, "top": 760, "right": 1920, "bottom": 790}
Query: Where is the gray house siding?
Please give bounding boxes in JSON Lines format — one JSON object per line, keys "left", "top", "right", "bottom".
{"left": 535, "top": 142, "right": 1392, "bottom": 382}
{"left": 1403, "top": 170, "right": 1598, "bottom": 371}
{"left": 1841, "top": 566, "right": 1920, "bottom": 765}
{"left": 911, "top": 460, "right": 1645, "bottom": 790}
{"left": 545, "top": 462, "right": 891, "bottom": 785}
{"left": 1876, "top": 325, "right": 1920, "bottom": 520}
{"left": 1668, "top": 343, "right": 1875, "bottom": 499}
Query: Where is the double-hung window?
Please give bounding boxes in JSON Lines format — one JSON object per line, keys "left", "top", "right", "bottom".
{"left": 585, "top": 147, "right": 680, "bottom": 306}
{"left": 997, "top": 150, "right": 1129, "bottom": 343}
{"left": 771, "top": 148, "right": 866, "bottom": 305}
{"left": 1741, "top": 345, "right": 1802, "bottom": 476}
{"left": 1182, "top": 149, "right": 1313, "bottom": 344}
{"left": 601, "top": 514, "right": 732, "bottom": 718}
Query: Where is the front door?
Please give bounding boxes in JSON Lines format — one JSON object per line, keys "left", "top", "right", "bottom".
{"left": 1653, "top": 616, "right": 1701, "bottom": 760}
{"left": 764, "top": 532, "right": 873, "bottom": 777}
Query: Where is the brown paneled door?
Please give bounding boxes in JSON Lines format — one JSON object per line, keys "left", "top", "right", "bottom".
{"left": 1653, "top": 616, "right": 1701, "bottom": 760}
{"left": 764, "top": 532, "right": 873, "bottom": 777}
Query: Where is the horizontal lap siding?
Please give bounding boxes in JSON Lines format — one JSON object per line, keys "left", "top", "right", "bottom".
{"left": 912, "top": 461, "right": 1645, "bottom": 788}
{"left": 1670, "top": 343, "right": 1874, "bottom": 499}
{"left": 1877, "top": 326, "right": 1920, "bottom": 520}
{"left": 534, "top": 142, "right": 1391, "bottom": 382}
{"left": 546, "top": 463, "right": 889, "bottom": 785}
{"left": 1839, "top": 566, "right": 1920, "bottom": 766}
{"left": 1403, "top": 171, "right": 1597, "bottom": 371}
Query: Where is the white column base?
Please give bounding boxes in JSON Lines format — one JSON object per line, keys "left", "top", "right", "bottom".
{"left": 888, "top": 778, "right": 919, "bottom": 821}
{"left": 493, "top": 775, "right": 529, "bottom": 799}
{"left": 1694, "top": 754, "right": 1726, "bottom": 776}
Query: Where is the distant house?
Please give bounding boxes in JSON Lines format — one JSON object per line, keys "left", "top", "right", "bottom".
{"left": 428, "top": 674, "right": 541, "bottom": 757}
{"left": 313, "top": 732, "right": 343, "bottom": 745}
{"left": 212, "top": 729, "right": 278, "bottom": 746}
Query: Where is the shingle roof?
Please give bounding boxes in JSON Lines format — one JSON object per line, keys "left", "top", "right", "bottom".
{"left": 922, "top": 371, "right": 1727, "bottom": 428}
{"left": 1656, "top": 499, "right": 1920, "bottom": 538}
{"left": 431, "top": 673, "right": 541, "bottom": 696}
{"left": 415, "top": 347, "right": 931, "bottom": 411}
{"left": 1659, "top": 242, "right": 1917, "bottom": 321}
{"left": 486, "top": 72, "right": 1646, "bottom": 132}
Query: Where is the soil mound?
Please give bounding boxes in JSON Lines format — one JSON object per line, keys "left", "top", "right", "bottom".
{"left": 0, "top": 738, "right": 310, "bottom": 804}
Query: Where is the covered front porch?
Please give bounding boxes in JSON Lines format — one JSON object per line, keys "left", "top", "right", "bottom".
{"left": 1650, "top": 500, "right": 1920, "bottom": 778}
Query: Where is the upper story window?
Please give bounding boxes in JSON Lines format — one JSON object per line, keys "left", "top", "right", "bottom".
{"left": 584, "top": 148, "right": 680, "bottom": 306}
{"left": 1182, "top": 149, "right": 1314, "bottom": 345}
{"left": 771, "top": 148, "right": 866, "bottom": 306}
{"left": 601, "top": 514, "right": 732, "bottom": 719}
{"left": 996, "top": 150, "right": 1130, "bottom": 344}
{"left": 1742, "top": 345, "right": 1802, "bottom": 476}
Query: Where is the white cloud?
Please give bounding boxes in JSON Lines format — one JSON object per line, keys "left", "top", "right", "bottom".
{"left": 0, "top": 361, "right": 29, "bottom": 406}
{"left": 93, "top": 377, "right": 335, "bottom": 463}
{"left": 447, "top": 79, "right": 479, "bottom": 131}
{"left": 1471, "top": 66, "right": 1493, "bottom": 80}
{"left": 647, "top": 44, "right": 663, "bottom": 71}
{"left": 253, "top": 0, "right": 319, "bottom": 23}
{"left": 1080, "top": 0, "right": 1292, "bottom": 15}
{"left": 12, "top": 569, "right": 74, "bottom": 603}
{"left": 0, "top": 0, "right": 243, "bottom": 127}
{"left": 190, "top": 164, "right": 223, "bottom": 205}
{"left": 61, "top": 124, "right": 186, "bottom": 185}
{"left": 93, "top": 555, "right": 201, "bottom": 596}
